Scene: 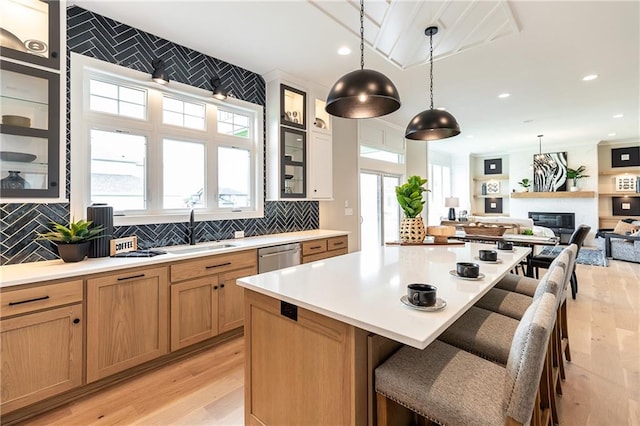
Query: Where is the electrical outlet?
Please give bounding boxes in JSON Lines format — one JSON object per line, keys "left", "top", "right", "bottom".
{"left": 234, "top": 230, "right": 245, "bottom": 238}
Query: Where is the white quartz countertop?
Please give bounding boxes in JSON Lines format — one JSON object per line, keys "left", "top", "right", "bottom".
{"left": 237, "top": 243, "right": 530, "bottom": 349}
{"left": 0, "top": 230, "right": 347, "bottom": 289}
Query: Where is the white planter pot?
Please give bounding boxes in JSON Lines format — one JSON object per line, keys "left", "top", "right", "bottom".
{"left": 569, "top": 186, "right": 580, "bottom": 192}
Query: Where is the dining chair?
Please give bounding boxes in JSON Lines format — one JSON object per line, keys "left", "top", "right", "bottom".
{"left": 530, "top": 225, "right": 590, "bottom": 299}
{"left": 375, "top": 292, "right": 557, "bottom": 426}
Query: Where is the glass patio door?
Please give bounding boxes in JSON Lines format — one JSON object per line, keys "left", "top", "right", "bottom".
{"left": 360, "top": 172, "right": 401, "bottom": 250}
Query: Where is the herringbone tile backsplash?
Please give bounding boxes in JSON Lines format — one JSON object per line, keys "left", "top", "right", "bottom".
{"left": 0, "top": 6, "right": 319, "bottom": 265}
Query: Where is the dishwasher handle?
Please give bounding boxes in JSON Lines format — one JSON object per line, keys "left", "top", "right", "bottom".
{"left": 259, "top": 248, "right": 299, "bottom": 258}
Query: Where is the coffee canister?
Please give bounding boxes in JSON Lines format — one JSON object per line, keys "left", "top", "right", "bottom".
{"left": 87, "top": 203, "right": 113, "bottom": 257}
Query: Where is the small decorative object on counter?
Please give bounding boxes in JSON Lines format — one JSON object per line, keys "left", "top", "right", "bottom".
{"left": 35, "top": 219, "right": 106, "bottom": 263}
{"left": 396, "top": 175, "right": 429, "bottom": 243}
{"left": 1, "top": 170, "right": 29, "bottom": 189}
{"left": 87, "top": 203, "right": 114, "bottom": 258}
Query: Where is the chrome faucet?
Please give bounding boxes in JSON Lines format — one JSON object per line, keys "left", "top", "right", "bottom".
{"left": 189, "top": 209, "right": 196, "bottom": 245}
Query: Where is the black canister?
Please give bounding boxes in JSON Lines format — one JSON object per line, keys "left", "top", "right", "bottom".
{"left": 87, "top": 203, "right": 113, "bottom": 257}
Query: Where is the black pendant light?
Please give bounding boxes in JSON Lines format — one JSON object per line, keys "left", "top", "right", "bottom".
{"left": 405, "top": 26, "right": 460, "bottom": 141}
{"left": 325, "top": 0, "right": 400, "bottom": 119}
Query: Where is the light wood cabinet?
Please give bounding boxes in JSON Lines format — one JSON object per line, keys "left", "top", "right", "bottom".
{"left": 170, "top": 276, "right": 219, "bottom": 351}
{"left": 86, "top": 266, "right": 169, "bottom": 383}
{"left": 301, "top": 236, "right": 348, "bottom": 263}
{"left": 170, "top": 250, "right": 257, "bottom": 351}
{"left": 1, "top": 280, "right": 83, "bottom": 413}
{"left": 218, "top": 265, "right": 257, "bottom": 333}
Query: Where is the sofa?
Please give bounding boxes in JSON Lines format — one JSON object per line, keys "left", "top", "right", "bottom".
{"left": 598, "top": 220, "right": 640, "bottom": 263}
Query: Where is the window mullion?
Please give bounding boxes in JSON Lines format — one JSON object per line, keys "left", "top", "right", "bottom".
{"left": 147, "top": 88, "right": 163, "bottom": 213}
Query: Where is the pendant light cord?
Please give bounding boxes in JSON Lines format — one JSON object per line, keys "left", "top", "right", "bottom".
{"left": 360, "top": 0, "right": 365, "bottom": 70}
{"left": 429, "top": 31, "right": 434, "bottom": 110}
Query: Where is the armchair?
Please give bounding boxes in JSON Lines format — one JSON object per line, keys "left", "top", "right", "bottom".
{"left": 606, "top": 233, "right": 640, "bottom": 263}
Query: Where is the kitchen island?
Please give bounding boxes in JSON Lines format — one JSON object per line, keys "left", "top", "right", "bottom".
{"left": 238, "top": 243, "right": 530, "bottom": 426}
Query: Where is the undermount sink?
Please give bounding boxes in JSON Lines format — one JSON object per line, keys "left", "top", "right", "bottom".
{"left": 166, "top": 243, "right": 236, "bottom": 254}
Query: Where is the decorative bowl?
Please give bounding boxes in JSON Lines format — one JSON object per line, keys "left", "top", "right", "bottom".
{"left": 2, "top": 115, "right": 31, "bottom": 127}
{"left": 426, "top": 225, "right": 456, "bottom": 243}
{"left": 462, "top": 224, "right": 507, "bottom": 237}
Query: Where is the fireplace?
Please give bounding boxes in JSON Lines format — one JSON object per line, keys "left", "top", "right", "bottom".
{"left": 528, "top": 212, "right": 575, "bottom": 244}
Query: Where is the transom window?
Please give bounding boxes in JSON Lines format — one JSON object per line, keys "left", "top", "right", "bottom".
{"left": 89, "top": 79, "right": 146, "bottom": 119}
{"left": 71, "top": 53, "right": 264, "bottom": 225}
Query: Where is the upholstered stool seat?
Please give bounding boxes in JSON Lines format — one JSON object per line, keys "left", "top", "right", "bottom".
{"left": 494, "top": 273, "right": 539, "bottom": 297}
{"left": 477, "top": 251, "right": 569, "bottom": 320}
{"left": 441, "top": 266, "right": 564, "bottom": 366}
{"left": 375, "top": 293, "right": 557, "bottom": 426}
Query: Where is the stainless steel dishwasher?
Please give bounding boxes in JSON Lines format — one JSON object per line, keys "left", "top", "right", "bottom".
{"left": 258, "top": 243, "right": 301, "bottom": 273}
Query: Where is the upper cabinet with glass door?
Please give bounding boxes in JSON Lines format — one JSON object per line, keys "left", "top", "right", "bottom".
{"left": 0, "top": 60, "right": 59, "bottom": 197}
{"left": 0, "top": 0, "right": 60, "bottom": 69}
{"left": 280, "top": 84, "right": 306, "bottom": 130}
{"left": 311, "top": 96, "right": 331, "bottom": 134}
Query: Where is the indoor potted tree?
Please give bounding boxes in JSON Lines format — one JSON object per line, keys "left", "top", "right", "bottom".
{"left": 396, "top": 175, "right": 428, "bottom": 243}
{"left": 517, "top": 178, "right": 531, "bottom": 192}
{"left": 35, "top": 219, "right": 106, "bottom": 262}
{"left": 566, "top": 166, "right": 589, "bottom": 192}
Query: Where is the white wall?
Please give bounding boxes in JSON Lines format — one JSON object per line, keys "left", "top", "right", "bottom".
{"left": 406, "top": 139, "right": 428, "bottom": 223}
{"left": 319, "top": 118, "right": 360, "bottom": 252}
{"left": 508, "top": 142, "right": 599, "bottom": 244}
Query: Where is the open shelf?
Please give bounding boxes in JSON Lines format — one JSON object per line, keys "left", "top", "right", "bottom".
{"left": 473, "top": 194, "right": 508, "bottom": 198}
{"left": 511, "top": 191, "right": 595, "bottom": 198}
{"left": 599, "top": 168, "right": 640, "bottom": 176}
{"left": 472, "top": 174, "right": 508, "bottom": 181}
{"left": 598, "top": 192, "right": 640, "bottom": 197}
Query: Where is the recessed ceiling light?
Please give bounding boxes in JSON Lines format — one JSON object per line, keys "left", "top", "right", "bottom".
{"left": 613, "top": 114, "right": 624, "bottom": 118}
{"left": 608, "top": 132, "right": 617, "bottom": 136}
{"left": 337, "top": 46, "right": 351, "bottom": 55}
{"left": 498, "top": 93, "right": 510, "bottom": 99}
{"left": 582, "top": 74, "right": 598, "bottom": 81}
{"left": 467, "top": 135, "right": 474, "bottom": 138}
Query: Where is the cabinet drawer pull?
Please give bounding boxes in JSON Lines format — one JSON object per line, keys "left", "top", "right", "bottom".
{"left": 309, "top": 245, "right": 322, "bottom": 250}
{"left": 117, "top": 273, "right": 145, "bottom": 281}
{"left": 205, "top": 262, "right": 232, "bottom": 269}
{"left": 73, "top": 318, "right": 81, "bottom": 324}
{"left": 220, "top": 284, "right": 225, "bottom": 288}
{"left": 8, "top": 295, "right": 50, "bottom": 306}
{"left": 213, "top": 286, "right": 219, "bottom": 290}
{"left": 332, "top": 241, "right": 345, "bottom": 246}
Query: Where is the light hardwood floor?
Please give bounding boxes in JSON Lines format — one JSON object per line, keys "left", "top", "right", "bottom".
{"left": 20, "top": 259, "right": 640, "bottom": 426}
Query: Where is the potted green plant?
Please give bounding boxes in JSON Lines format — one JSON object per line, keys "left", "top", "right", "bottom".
{"left": 517, "top": 178, "right": 531, "bottom": 192}
{"left": 566, "top": 166, "right": 589, "bottom": 192}
{"left": 395, "top": 175, "right": 428, "bottom": 243}
{"left": 35, "top": 219, "right": 106, "bottom": 262}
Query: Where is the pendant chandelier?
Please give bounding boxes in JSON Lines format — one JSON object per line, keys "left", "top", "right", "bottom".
{"left": 405, "top": 26, "right": 460, "bottom": 141}
{"left": 325, "top": 0, "right": 401, "bottom": 119}
{"left": 534, "top": 134, "right": 556, "bottom": 168}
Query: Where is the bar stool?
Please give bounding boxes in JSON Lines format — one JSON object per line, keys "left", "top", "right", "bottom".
{"left": 475, "top": 249, "right": 570, "bottom": 320}
{"left": 375, "top": 292, "right": 557, "bottom": 426}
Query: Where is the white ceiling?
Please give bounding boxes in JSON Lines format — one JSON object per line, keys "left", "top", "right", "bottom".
{"left": 73, "top": 0, "right": 640, "bottom": 156}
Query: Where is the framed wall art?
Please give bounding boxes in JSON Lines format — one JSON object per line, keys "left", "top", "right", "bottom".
{"left": 484, "top": 198, "right": 503, "bottom": 214}
{"left": 484, "top": 158, "right": 502, "bottom": 175}
{"left": 486, "top": 180, "right": 500, "bottom": 194}
{"left": 533, "top": 151, "right": 567, "bottom": 192}
{"left": 615, "top": 175, "right": 638, "bottom": 192}
{"left": 611, "top": 147, "right": 640, "bottom": 168}
{"left": 612, "top": 197, "right": 640, "bottom": 216}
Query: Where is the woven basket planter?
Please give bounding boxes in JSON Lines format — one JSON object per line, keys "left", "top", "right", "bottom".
{"left": 400, "top": 217, "right": 426, "bottom": 243}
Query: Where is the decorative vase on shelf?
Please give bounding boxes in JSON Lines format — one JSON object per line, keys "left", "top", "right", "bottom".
{"left": 1, "top": 170, "right": 29, "bottom": 189}
{"left": 400, "top": 217, "right": 426, "bottom": 243}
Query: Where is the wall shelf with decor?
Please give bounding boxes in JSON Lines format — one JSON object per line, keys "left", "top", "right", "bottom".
{"left": 471, "top": 156, "right": 509, "bottom": 215}
{"left": 510, "top": 191, "right": 596, "bottom": 198}
{"left": 597, "top": 141, "right": 640, "bottom": 229}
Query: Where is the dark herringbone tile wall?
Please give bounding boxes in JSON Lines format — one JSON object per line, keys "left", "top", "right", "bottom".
{"left": 0, "top": 6, "right": 319, "bottom": 265}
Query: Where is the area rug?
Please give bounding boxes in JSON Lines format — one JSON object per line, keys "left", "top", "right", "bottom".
{"left": 538, "top": 246, "right": 609, "bottom": 267}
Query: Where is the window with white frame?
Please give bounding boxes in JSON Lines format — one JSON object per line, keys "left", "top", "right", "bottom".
{"left": 71, "top": 54, "right": 264, "bottom": 224}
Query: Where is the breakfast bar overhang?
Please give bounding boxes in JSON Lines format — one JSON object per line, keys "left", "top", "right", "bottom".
{"left": 238, "top": 243, "right": 530, "bottom": 425}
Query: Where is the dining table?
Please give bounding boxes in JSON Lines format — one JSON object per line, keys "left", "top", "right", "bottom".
{"left": 237, "top": 242, "right": 530, "bottom": 426}
{"left": 453, "top": 232, "right": 559, "bottom": 277}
